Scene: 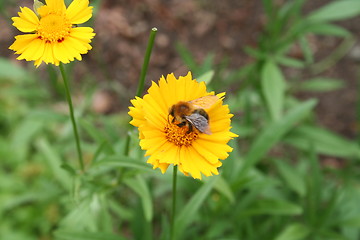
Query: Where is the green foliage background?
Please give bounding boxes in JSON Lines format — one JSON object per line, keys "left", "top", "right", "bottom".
{"left": 1, "top": 0, "right": 360, "bottom": 239}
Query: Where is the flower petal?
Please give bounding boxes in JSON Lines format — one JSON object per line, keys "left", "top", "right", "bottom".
{"left": 12, "top": 7, "right": 39, "bottom": 32}
{"left": 66, "top": 0, "right": 93, "bottom": 24}
{"left": 69, "top": 27, "right": 95, "bottom": 44}
{"left": 45, "top": 0, "right": 66, "bottom": 12}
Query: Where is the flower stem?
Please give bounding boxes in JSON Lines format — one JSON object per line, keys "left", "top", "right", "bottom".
{"left": 170, "top": 165, "right": 178, "bottom": 240}
{"left": 124, "top": 27, "right": 158, "bottom": 156}
{"left": 59, "top": 63, "right": 84, "bottom": 172}
{"left": 136, "top": 27, "right": 157, "bottom": 97}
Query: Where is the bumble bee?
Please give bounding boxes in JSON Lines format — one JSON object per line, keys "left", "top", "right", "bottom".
{"left": 168, "top": 95, "right": 219, "bottom": 135}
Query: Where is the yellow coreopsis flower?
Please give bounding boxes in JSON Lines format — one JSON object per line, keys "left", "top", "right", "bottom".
{"left": 9, "top": 0, "right": 95, "bottom": 67}
{"left": 128, "top": 72, "right": 238, "bottom": 179}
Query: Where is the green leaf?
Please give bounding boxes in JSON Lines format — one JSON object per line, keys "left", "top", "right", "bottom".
{"left": 274, "top": 159, "right": 306, "bottom": 197}
{"left": 240, "top": 99, "right": 317, "bottom": 175}
{"left": 261, "top": 61, "right": 286, "bottom": 121}
{"left": 124, "top": 175, "right": 153, "bottom": 222}
{"left": 54, "top": 230, "right": 126, "bottom": 240}
{"left": 307, "top": 0, "right": 360, "bottom": 22}
{"left": 298, "top": 77, "right": 345, "bottom": 92}
{"left": 306, "top": 144, "right": 322, "bottom": 224}
{"left": 36, "top": 138, "right": 72, "bottom": 189}
{"left": 244, "top": 46, "right": 266, "bottom": 60}
{"left": 79, "top": 119, "right": 114, "bottom": 154}
{"left": 299, "top": 36, "right": 314, "bottom": 64}
{"left": 285, "top": 126, "right": 360, "bottom": 158}
{"left": 276, "top": 56, "right": 305, "bottom": 68}
{"left": 92, "top": 156, "right": 153, "bottom": 173}
{"left": 60, "top": 163, "right": 77, "bottom": 176}
{"left": 275, "top": 223, "right": 310, "bottom": 240}
{"left": 10, "top": 117, "right": 43, "bottom": 161}
{"left": 92, "top": 141, "right": 115, "bottom": 163}
{"left": 175, "top": 177, "right": 217, "bottom": 236}
{"left": 213, "top": 176, "right": 235, "bottom": 203}
{"left": 304, "top": 23, "right": 351, "bottom": 37}
{"left": 175, "top": 43, "right": 197, "bottom": 70}
{"left": 197, "top": 70, "right": 214, "bottom": 85}
{"left": 243, "top": 198, "right": 303, "bottom": 215}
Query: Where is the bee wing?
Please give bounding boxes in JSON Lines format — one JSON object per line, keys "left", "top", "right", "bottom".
{"left": 189, "top": 95, "right": 219, "bottom": 109}
{"left": 185, "top": 113, "right": 211, "bottom": 135}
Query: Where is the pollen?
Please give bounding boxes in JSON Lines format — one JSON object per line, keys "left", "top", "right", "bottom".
{"left": 164, "top": 123, "right": 198, "bottom": 147}
{"left": 37, "top": 12, "right": 71, "bottom": 43}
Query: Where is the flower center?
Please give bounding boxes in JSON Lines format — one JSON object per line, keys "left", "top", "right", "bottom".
{"left": 37, "top": 12, "right": 71, "bottom": 43}
{"left": 164, "top": 122, "right": 199, "bottom": 147}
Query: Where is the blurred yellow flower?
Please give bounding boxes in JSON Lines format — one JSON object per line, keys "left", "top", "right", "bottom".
{"left": 9, "top": 0, "right": 95, "bottom": 67}
{"left": 129, "top": 72, "right": 238, "bottom": 179}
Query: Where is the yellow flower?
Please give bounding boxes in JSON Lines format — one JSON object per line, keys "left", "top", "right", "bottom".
{"left": 9, "top": 0, "right": 95, "bottom": 67}
{"left": 128, "top": 72, "right": 238, "bottom": 179}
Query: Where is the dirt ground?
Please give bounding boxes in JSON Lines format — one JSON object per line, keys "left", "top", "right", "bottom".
{"left": 1, "top": 0, "right": 359, "bottom": 139}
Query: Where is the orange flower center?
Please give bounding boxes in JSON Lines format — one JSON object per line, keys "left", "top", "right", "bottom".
{"left": 37, "top": 12, "right": 71, "bottom": 43}
{"left": 164, "top": 123, "right": 198, "bottom": 147}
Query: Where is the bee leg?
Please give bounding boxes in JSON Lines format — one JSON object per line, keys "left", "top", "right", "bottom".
{"left": 176, "top": 121, "right": 186, "bottom": 127}
{"left": 186, "top": 123, "right": 193, "bottom": 134}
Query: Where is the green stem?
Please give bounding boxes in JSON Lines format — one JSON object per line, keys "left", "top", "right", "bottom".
{"left": 136, "top": 27, "right": 158, "bottom": 97}
{"left": 59, "top": 63, "right": 84, "bottom": 172}
{"left": 170, "top": 165, "right": 178, "bottom": 240}
{"left": 124, "top": 27, "right": 158, "bottom": 156}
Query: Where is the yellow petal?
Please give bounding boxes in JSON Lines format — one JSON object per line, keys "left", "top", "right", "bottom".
{"left": 9, "top": 34, "right": 38, "bottom": 53}
{"left": 12, "top": 7, "right": 39, "bottom": 32}
{"left": 16, "top": 38, "right": 45, "bottom": 61}
{"left": 147, "top": 81, "right": 170, "bottom": 115}
{"left": 70, "top": 27, "right": 95, "bottom": 43}
{"left": 192, "top": 140, "right": 221, "bottom": 164}
{"left": 39, "top": 42, "right": 55, "bottom": 65}
{"left": 53, "top": 42, "right": 72, "bottom": 63}
{"left": 196, "top": 138, "right": 232, "bottom": 159}
{"left": 147, "top": 156, "right": 169, "bottom": 173}
{"left": 44, "top": 0, "right": 66, "bottom": 12}
{"left": 66, "top": 35, "right": 91, "bottom": 53}
{"left": 66, "top": 0, "right": 93, "bottom": 24}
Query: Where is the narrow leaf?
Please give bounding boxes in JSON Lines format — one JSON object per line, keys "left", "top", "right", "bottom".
{"left": 274, "top": 159, "right": 306, "bottom": 197}
{"left": 299, "top": 77, "right": 344, "bottom": 92}
{"left": 175, "top": 177, "right": 217, "bottom": 236}
{"left": 124, "top": 175, "right": 153, "bottom": 222}
{"left": 276, "top": 56, "right": 305, "bottom": 68}
{"left": 92, "top": 156, "right": 153, "bottom": 173}
{"left": 213, "top": 176, "right": 235, "bottom": 203}
{"left": 299, "top": 36, "right": 314, "bottom": 64}
{"left": 54, "top": 230, "right": 126, "bottom": 240}
{"left": 240, "top": 99, "right": 317, "bottom": 175}
{"left": 175, "top": 43, "right": 197, "bottom": 70}
{"left": 275, "top": 223, "right": 310, "bottom": 240}
{"left": 36, "top": 138, "right": 72, "bottom": 189}
{"left": 261, "top": 61, "right": 286, "bottom": 121}
{"left": 304, "top": 23, "right": 351, "bottom": 37}
{"left": 197, "top": 70, "right": 214, "bottom": 85}
{"left": 307, "top": 0, "right": 360, "bottom": 22}
{"left": 11, "top": 117, "right": 43, "bottom": 161}
{"left": 285, "top": 126, "right": 360, "bottom": 158}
